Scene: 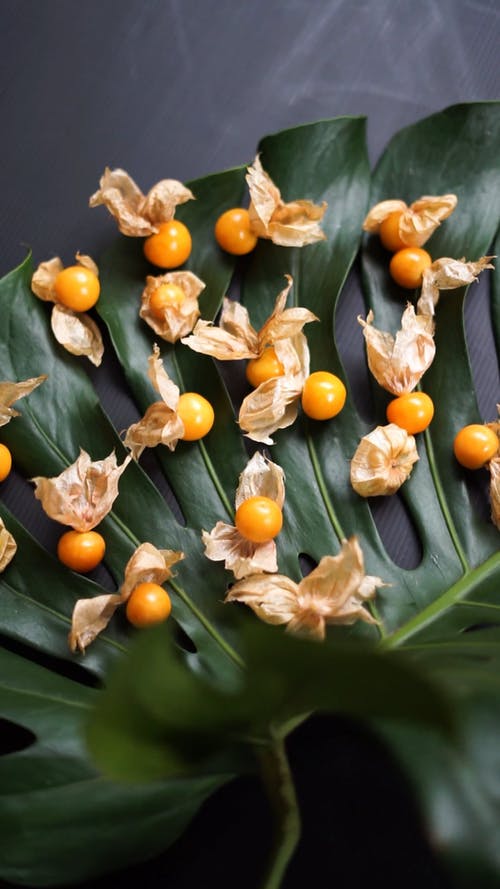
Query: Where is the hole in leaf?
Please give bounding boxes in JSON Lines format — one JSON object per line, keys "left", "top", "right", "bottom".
{"left": 0, "top": 718, "right": 36, "bottom": 756}
{"left": 299, "top": 552, "right": 317, "bottom": 577}
{"left": 463, "top": 623, "right": 500, "bottom": 634}
{"left": 464, "top": 271, "right": 499, "bottom": 421}
{"left": 461, "top": 467, "right": 493, "bottom": 526}
{"left": 172, "top": 620, "right": 197, "bottom": 654}
{"left": 335, "top": 264, "right": 376, "bottom": 427}
{"left": 369, "top": 493, "right": 422, "bottom": 569}
{"left": 0, "top": 633, "right": 101, "bottom": 689}
{"left": 139, "top": 447, "right": 186, "bottom": 526}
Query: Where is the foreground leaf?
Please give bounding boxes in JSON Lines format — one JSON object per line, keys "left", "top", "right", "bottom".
{"left": 0, "top": 647, "right": 229, "bottom": 887}
{"left": 88, "top": 620, "right": 454, "bottom": 782}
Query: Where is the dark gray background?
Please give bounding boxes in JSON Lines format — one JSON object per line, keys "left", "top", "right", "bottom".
{"left": 0, "top": 1, "right": 499, "bottom": 887}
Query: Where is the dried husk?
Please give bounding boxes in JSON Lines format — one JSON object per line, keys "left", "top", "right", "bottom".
{"left": 350, "top": 424, "right": 419, "bottom": 497}
{"left": 123, "top": 345, "right": 185, "bottom": 458}
{"left": 31, "top": 254, "right": 104, "bottom": 364}
{"left": 51, "top": 304, "right": 104, "bottom": 366}
{"left": 486, "top": 410, "right": 500, "bottom": 531}
{"left": 140, "top": 271, "right": 205, "bottom": 343}
{"left": 89, "top": 167, "right": 194, "bottom": 236}
{"left": 182, "top": 307, "right": 258, "bottom": 360}
{"left": 226, "top": 537, "right": 383, "bottom": 640}
{"left": 0, "top": 375, "right": 47, "bottom": 427}
{"left": 31, "top": 253, "right": 99, "bottom": 304}
{"left": 234, "top": 451, "right": 285, "bottom": 509}
{"left": 202, "top": 523, "right": 278, "bottom": 579}
{"left": 239, "top": 374, "right": 305, "bottom": 445}
{"left": 0, "top": 518, "right": 17, "bottom": 571}
{"left": 32, "top": 449, "right": 131, "bottom": 532}
{"left": 202, "top": 452, "right": 284, "bottom": 578}
{"left": 417, "top": 255, "right": 495, "bottom": 316}
{"left": 182, "top": 276, "right": 315, "bottom": 364}
{"left": 69, "top": 543, "right": 184, "bottom": 653}
{"left": 489, "top": 458, "right": 500, "bottom": 531}
{"left": 124, "top": 403, "right": 185, "bottom": 459}
{"left": 246, "top": 156, "right": 327, "bottom": 247}
{"left": 363, "top": 194, "right": 457, "bottom": 247}
{"left": 358, "top": 304, "right": 435, "bottom": 395}
{"left": 31, "top": 257, "right": 64, "bottom": 302}
{"left": 239, "top": 331, "right": 310, "bottom": 444}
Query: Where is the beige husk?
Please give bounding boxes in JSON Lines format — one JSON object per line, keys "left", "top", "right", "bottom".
{"left": 0, "top": 375, "right": 47, "bottom": 427}
{"left": 51, "top": 305, "right": 104, "bottom": 366}
{"left": 487, "top": 410, "right": 500, "bottom": 531}
{"left": 358, "top": 304, "right": 435, "bottom": 395}
{"left": 350, "top": 424, "right": 419, "bottom": 496}
{"left": 239, "top": 333, "right": 310, "bottom": 443}
{"left": 140, "top": 271, "right": 205, "bottom": 343}
{"left": 31, "top": 253, "right": 104, "bottom": 364}
{"left": 32, "top": 449, "right": 131, "bottom": 532}
{"left": 202, "top": 452, "right": 285, "bottom": 579}
{"left": 363, "top": 194, "right": 457, "bottom": 247}
{"left": 69, "top": 543, "right": 184, "bottom": 653}
{"left": 417, "top": 255, "right": 495, "bottom": 316}
{"left": 0, "top": 518, "right": 17, "bottom": 571}
{"left": 89, "top": 167, "right": 194, "bottom": 236}
{"left": 226, "top": 537, "right": 383, "bottom": 640}
{"left": 123, "top": 345, "right": 185, "bottom": 458}
{"left": 182, "top": 275, "right": 316, "bottom": 361}
{"left": 489, "top": 458, "right": 500, "bottom": 531}
{"left": 246, "top": 156, "right": 327, "bottom": 247}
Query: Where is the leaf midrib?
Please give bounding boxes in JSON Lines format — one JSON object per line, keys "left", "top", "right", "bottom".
{"left": 15, "top": 400, "right": 243, "bottom": 673}
{"left": 382, "top": 551, "right": 500, "bottom": 649}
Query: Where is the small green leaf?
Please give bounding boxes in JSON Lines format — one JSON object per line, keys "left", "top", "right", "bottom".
{"left": 88, "top": 620, "right": 455, "bottom": 782}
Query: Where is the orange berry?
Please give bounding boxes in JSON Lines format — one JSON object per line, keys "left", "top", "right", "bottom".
{"left": 235, "top": 496, "right": 283, "bottom": 543}
{"left": 453, "top": 424, "right": 498, "bottom": 470}
{"left": 126, "top": 582, "right": 172, "bottom": 628}
{"left": 54, "top": 265, "right": 100, "bottom": 312}
{"left": 389, "top": 247, "right": 432, "bottom": 289}
{"left": 386, "top": 392, "right": 434, "bottom": 434}
{"left": 246, "top": 347, "right": 285, "bottom": 388}
{"left": 301, "top": 372, "right": 347, "bottom": 420}
{"left": 0, "top": 443, "right": 12, "bottom": 482}
{"left": 143, "top": 220, "right": 192, "bottom": 269}
{"left": 57, "top": 530, "right": 106, "bottom": 573}
{"left": 379, "top": 211, "right": 407, "bottom": 252}
{"left": 177, "top": 392, "right": 214, "bottom": 441}
{"left": 149, "top": 283, "right": 186, "bottom": 318}
{"left": 214, "top": 208, "right": 258, "bottom": 255}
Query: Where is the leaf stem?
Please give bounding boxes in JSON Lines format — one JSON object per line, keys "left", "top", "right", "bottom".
{"left": 169, "top": 578, "right": 245, "bottom": 670}
{"left": 423, "top": 424, "right": 470, "bottom": 573}
{"left": 306, "top": 431, "right": 345, "bottom": 542}
{"left": 381, "top": 551, "right": 500, "bottom": 649}
{"left": 172, "top": 350, "right": 234, "bottom": 520}
{"left": 258, "top": 735, "right": 301, "bottom": 889}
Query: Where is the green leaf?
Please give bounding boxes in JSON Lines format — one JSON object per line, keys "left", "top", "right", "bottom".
{"left": 1, "top": 106, "right": 500, "bottom": 887}
{"left": 87, "top": 620, "right": 455, "bottom": 783}
{"left": 0, "top": 646, "right": 229, "bottom": 887}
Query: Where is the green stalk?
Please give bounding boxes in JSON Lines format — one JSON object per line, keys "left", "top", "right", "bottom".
{"left": 258, "top": 735, "right": 301, "bottom": 889}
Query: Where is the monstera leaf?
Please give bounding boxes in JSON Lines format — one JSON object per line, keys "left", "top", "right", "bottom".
{"left": 0, "top": 106, "right": 499, "bottom": 888}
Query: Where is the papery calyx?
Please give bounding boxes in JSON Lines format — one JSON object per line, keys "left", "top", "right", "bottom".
{"left": 202, "top": 452, "right": 285, "bottom": 579}
{"left": 363, "top": 194, "right": 457, "bottom": 247}
{"left": 350, "top": 424, "right": 419, "bottom": 496}
{"left": 89, "top": 167, "right": 194, "bottom": 237}
{"left": 32, "top": 449, "right": 131, "bottom": 532}
{"left": 246, "top": 156, "right": 327, "bottom": 247}
{"left": 226, "top": 536, "right": 384, "bottom": 640}
{"left": 69, "top": 542, "right": 184, "bottom": 653}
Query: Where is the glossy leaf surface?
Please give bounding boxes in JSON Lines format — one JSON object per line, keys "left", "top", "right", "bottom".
{"left": 0, "top": 107, "right": 499, "bottom": 887}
